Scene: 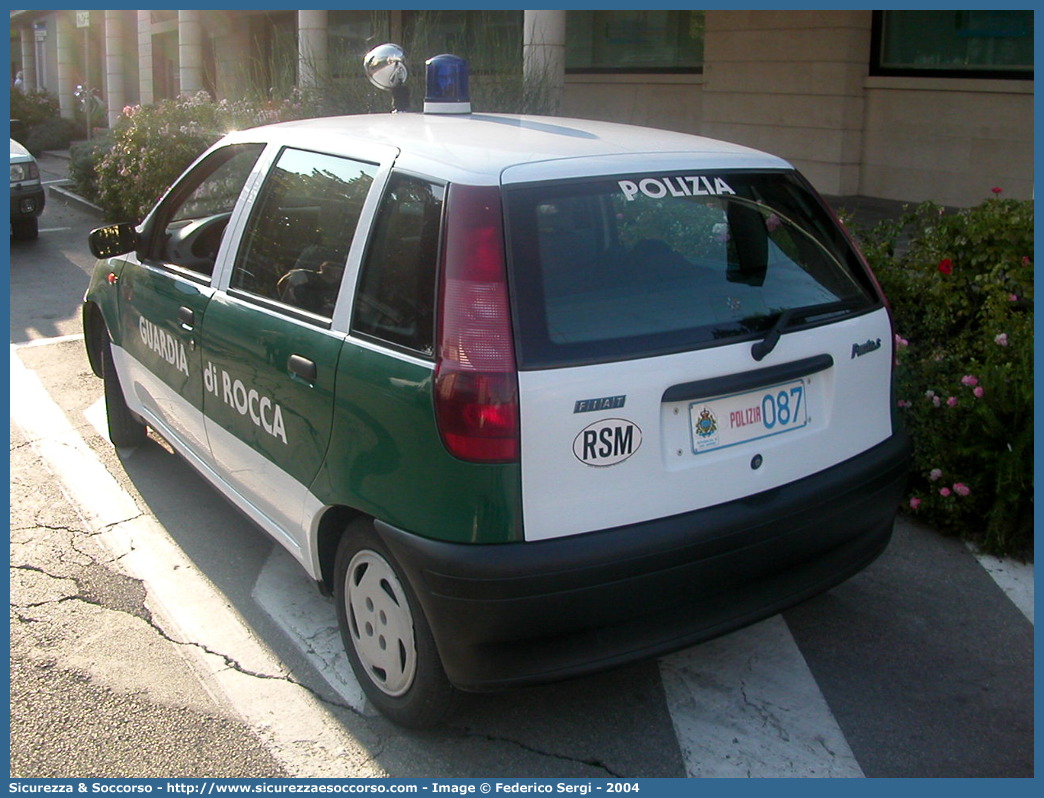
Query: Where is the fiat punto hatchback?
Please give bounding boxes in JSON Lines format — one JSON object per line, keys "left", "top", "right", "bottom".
{"left": 84, "top": 53, "right": 910, "bottom": 727}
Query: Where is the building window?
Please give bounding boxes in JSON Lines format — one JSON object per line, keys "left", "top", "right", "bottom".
{"left": 566, "top": 10, "right": 704, "bottom": 73}
{"left": 872, "top": 10, "right": 1033, "bottom": 78}
{"left": 328, "top": 11, "right": 389, "bottom": 80}
{"left": 402, "top": 10, "right": 522, "bottom": 74}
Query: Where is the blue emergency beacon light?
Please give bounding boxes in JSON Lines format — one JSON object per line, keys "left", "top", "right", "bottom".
{"left": 424, "top": 54, "right": 471, "bottom": 114}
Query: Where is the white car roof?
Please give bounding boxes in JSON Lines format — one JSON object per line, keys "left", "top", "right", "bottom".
{"left": 224, "top": 113, "right": 793, "bottom": 186}
{"left": 10, "top": 138, "right": 33, "bottom": 162}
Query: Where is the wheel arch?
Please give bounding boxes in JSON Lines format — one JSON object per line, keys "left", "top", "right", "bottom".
{"left": 314, "top": 504, "right": 364, "bottom": 596}
{"left": 82, "top": 301, "right": 109, "bottom": 378}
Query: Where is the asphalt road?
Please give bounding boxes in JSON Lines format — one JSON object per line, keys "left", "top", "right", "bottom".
{"left": 8, "top": 169, "right": 1034, "bottom": 779}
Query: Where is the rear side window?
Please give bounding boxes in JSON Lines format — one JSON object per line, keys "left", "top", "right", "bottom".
{"left": 231, "top": 147, "right": 377, "bottom": 319}
{"left": 503, "top": 171, "right": 877, "bottom": 368}
{"left": 351, "top": 173, "right": 445, "bottom": 356}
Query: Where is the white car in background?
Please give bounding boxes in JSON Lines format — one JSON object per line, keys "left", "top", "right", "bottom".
{"left": 10, "top": 137, "right": 45, "bottom": 240}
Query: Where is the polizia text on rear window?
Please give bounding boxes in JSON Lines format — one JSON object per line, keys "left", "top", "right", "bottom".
{"left": 503, "top": 171, "right": 878, "bottom": 368}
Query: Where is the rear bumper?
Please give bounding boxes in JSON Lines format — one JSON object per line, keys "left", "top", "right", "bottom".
{"left": 378, "top": 430, "right": 911, "bottom": 691}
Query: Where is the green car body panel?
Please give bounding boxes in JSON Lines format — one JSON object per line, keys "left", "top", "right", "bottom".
{"left": 312, "top": 341, "right": 524, "bottom": 545}
{"left": 120, "top": 265, "right": 211, "bottom": 411}
{"left": 83, "top": 257, "right": 131, "bottom": 349}
{"left": 200, "top": 291, "right": 342, "bottom": 491}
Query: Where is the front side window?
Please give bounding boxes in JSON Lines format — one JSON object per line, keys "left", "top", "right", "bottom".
{"left": 230, "top": 148, "right": 377, "bottom": 319}
{"left": 145, "top": 143, "right": 264, "bottom": 277}
{"left": 351, "top": 173, "right": 445, "bottom": 356}
{"left": 504, "top": 171, "right": 877, "bottom": 368}
{"left": 873, "top": 10, "right": 1033, "bottom": 77}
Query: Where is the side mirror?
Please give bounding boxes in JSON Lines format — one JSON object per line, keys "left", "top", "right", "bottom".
{"left": 88, "top": 223, "right": 139, "bottom": 259}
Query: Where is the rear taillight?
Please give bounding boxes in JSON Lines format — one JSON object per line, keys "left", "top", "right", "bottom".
{"left": 434, "top": 185, "right": 519, "bottom": 463}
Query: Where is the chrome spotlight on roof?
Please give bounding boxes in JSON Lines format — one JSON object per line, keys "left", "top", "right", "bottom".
{"left": 364, "top": 43, "right": 410, "bottom": 112}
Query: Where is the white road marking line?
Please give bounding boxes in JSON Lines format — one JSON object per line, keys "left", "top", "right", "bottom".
{"left": 252, "top": 546, "right": 374, "bottom": 715}
{"left": 16, "top": 333, "right": 86, "bottom": 347}
{"left": 967, "top": 544, "right": 1034, "bottom": 624}
{"left": 659, "top": 616, "right": 864, "bottom": 778}
{"left": 10, "top": 345, "right": 382, "bottom": 777}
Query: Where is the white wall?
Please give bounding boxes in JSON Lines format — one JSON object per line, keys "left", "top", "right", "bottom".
{"left": 861, "top": 77, "right": 1034, "bottom": 206}
{"left": 562, "top": 74, "right": 702, "bottom": 133}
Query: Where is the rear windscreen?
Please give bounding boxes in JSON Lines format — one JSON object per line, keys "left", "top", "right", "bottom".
{"left": 503, "top": 171, "right": 877, "bottom": 368}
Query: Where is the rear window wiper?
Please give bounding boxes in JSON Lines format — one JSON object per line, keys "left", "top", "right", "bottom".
{"left": 751, "top": 300, "right": 861, "bottom": 361}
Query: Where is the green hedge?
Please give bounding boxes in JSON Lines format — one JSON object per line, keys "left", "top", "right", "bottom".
{"left": 10, "top": 88, "right": 76, "bottom": 155}
{"left": 849, "top": 192, "right": 1034, "bottom": 559}
{"left": 23, "top": 116, "right": 77, "bottom": 156}
{"left": 10, "top": 88, "right": 60, "bottom": 132}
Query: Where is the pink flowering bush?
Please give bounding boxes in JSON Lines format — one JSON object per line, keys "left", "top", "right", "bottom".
{"left": 76, "top": 90, "right": 323, "bottom": 223}
{"left": 849, "top": 193, "right": 1033, "bottom": 557}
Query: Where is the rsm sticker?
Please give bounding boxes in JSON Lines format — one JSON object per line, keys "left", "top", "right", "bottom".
{"left": 573, "top": 418, "right": 642, "bottom": 467}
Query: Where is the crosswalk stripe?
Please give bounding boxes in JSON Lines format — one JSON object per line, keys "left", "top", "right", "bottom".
{"left": 659, "top": 616, "right": 863, "bottom": 778}
{"left": 967, "top": 545, "right": 1034, "bottom": 624}
{"left": 252, "top": 546, "right": 375, "bottom": 715}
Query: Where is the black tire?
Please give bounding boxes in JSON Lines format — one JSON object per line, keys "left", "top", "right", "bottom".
{"left": 101, "top": 336, "right": 148, "bottom": 447}
{"left": 334, "top": 518, "right": 460, "bottom": 728}
{"left": 12, "top": 217, "right": 39, "bottom": 240}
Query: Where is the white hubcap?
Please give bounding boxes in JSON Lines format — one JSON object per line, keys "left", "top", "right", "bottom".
{"left": 345, "top": 550, "right": 417, "bottom": 697}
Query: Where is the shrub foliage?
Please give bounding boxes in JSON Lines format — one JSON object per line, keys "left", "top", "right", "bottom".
{"left": 851, "top": 193, "right": 1034, "bottom": 558}
{"left": 82, "top": 12, "right": 560, "bottom": 222}
{"left": 10, "top": 88, "right": 60, "bottom": 131}
{"left": 10, "top": 88, "right": 75, "bottom": 154}
{"left": 91, "top": 92, "right": 319, "bottom": 222}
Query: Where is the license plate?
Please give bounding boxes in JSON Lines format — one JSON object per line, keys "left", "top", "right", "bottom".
{"left": 689, "top": 379, "right": 808, "bottom": 454}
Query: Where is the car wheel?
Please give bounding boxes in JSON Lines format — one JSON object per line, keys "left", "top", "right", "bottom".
{"left": 334, "top": 518, "right": 460, "bottom": 728}
{"left": 101, "top": 336, "right": 148, "bottom": 447}
{"left": 12, "top": 217, "right": 39, "bottom": 240}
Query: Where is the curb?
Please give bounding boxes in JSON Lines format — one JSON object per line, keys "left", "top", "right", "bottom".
{"left": 48, "top": 184, "right": 104, "bottom": 220}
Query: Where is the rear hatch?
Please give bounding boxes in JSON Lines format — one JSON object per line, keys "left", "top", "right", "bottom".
{"left": 501, "top": 165, "right": 894, "bottom": 541}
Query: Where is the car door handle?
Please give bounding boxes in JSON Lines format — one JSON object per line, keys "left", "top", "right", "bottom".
{"left": 177, "top": 306, "right": 195, "bottom": 329}
{"left": 288, "top": 354, "right": 317, "bottom": 383}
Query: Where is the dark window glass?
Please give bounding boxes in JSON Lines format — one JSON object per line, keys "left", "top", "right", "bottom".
{"left": 566, "top": 10, "right": 704, "bottom": 72}
{"left": 351, "top": 174, "right": 445, "bottom": 356}
{"left": 146, "top": 143, "right": 264, "bottom": 277}
{"left": 231, "top": 148, "right": 376, "bottom": 319}
{"left": 874, "top": 10, "right": 1032, "bottom": 77}
{"left": 328, "top": 11, "right": 390, "bottom": 81}
{"left": 403, "top": 10, "right": 522, "bottom": 74}
{"left": 504, "top": 172, "right": 876, "bottom": 368}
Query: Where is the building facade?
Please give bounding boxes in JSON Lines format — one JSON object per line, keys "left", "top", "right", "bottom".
{"left": 9, "top": 9, "right": 1034, "bottom": 207}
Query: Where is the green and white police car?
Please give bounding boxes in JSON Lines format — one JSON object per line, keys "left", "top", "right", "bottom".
{"left": 83, "top": 51, "right": 910, "bottom": 727}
